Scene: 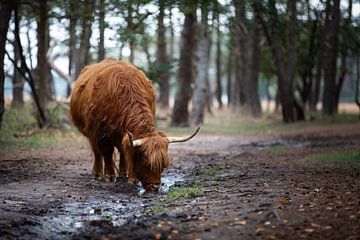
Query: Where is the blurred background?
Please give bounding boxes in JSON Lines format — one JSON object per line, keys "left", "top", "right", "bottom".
{"left": 0, "top": 0, "right": 360, "bottom": 144}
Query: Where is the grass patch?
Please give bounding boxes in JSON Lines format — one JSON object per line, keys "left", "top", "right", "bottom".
{"left": 165, "top": 185, "right": 203, "bottom": 202}
{"left": 266, "top": 145, "right": 289, "bottom": 153}
{"left": 312, "top": 151, "right": 360, "bottom": 169}
{"left": 157, "top": 109, "right": 360, "bottom": 135}
{"left": 152, "top": 204, "right": 166, "bottom": 214}
{"left": 0, "top": 103, "right": 83, "bottom": 149}
{"left": 203, "top": 165, "right": 223, "bottom": 177}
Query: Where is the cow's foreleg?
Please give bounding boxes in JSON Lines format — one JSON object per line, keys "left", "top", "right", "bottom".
{"left": 118, "top": 148, "right": 128, "bottom": 180}
{"left": 119, "top": 149, "right": 127, "bottom": 174}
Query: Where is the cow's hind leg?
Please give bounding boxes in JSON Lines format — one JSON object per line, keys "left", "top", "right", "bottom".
{"left": 101, "top": 143, "right": 118, "bottom": 182}
{"left": 92, "top": 149, "right": 103, "bottom": 180}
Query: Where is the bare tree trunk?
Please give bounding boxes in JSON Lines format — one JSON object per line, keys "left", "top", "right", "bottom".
{"left": 171, "top": 1, "right": 196, "bottom": 126}
{"left": 37, "top": 0, "right": 48, "bottom": 110}
{"left": 254, "top": 0, "right": 297, "bottom": 122}
{"left": 355, "top": 56, "right": 360, "bottom": 116}
{"left": 75, "top": 1, "right": 94, "bottom": 79}
{"left": 302, "top": 8, "right": 319, "bottom": 119}
{"left": 226, "top": 46, "right": 233, "bottom": 107}
{"left": 67, "top": 1, "right": 77, "bottom": 96}
{"left": 234, "top": 1, "right": 249, "bottom": 108}
{"left": 310, "top": 10, "right": 324, "bottom": 120}
{"left": 0, "top": 0, "right": 15, "bottom": 129}
{"left": 11, "top": 40, "right": 24, "bottom": 108}
{"left": 191, "top": 1, "right": 210, "bottom": 125}
{"left": 322, "top": 0, "right": 340, "bottom": 116}
{"left": 98, "top": 0, "right": 105, "bottom": 61}
{"left": 248, "top": 12, "right": 262, "bottom": 117}
{"left": 157, "top": 0, "right": 170, "bottom": 109}
{"left": 10, "top": 5, "right": 47, "bottom": 127}
{"left": 215, "top": 12, "right": 223, "bottom": 109}
{"left": 335, "top": 0, "right": 352, "bottom": 112}
{"left": 45, "top": 19, "right": 53, "bottom": 100}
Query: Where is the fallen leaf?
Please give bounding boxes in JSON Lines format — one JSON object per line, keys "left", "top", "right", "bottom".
{"left": 256, "top": 227, "right": 265, "bottom": 234}
{"left": 211, "top": 222, "right": 219, "bottom": 228}
{"left": 305, "top": 228, "right": 314, "bottom": 233}
{"left": 310, "top": 223, "right": 320, "bottom": 228}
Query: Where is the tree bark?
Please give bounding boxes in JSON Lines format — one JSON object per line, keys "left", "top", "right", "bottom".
{"left": 11, "top": 5, "right": 47, "bottom": 127}
{"left": 157, "top": 0, "right": 170, "bottom": 109}
{"left": 310, "top": 9, "right": 324, "bottom": 120}
{"left": 322, "top": 0, "right": 340, "bottom": 116}
{"left": 67, "top": 0, "right": 77, "bottom": 96}
{"left": 37, "top": 0, "right": 48, "bottom": 110}
{"left": 171, "top": 1, "right": 196, "bottom": 126}
{"left": 215, "top": 12, "right": 223, "bottom": 109}
{"left": 233, "top": 1, "right": 249, "bottom": 108}
{"left": 248, "top": 12, "right": 262, "bottom": 117}
{"left": 254, "top": 0, "right": 297, "bottom": 122}
{"left": 0, "top": 0, "right": 15, "bottom": 129}
{"left": 98, "top": 0, "right": 105, "bottom": 61}
{"left": 75, "top": 0, "right": 94, "bottom": 79}
{"left": 191, "top": 1, "right": 210, "bottom": 125}
{"left": 226, "top": 45, "right": 233, "bottom": 107}
{"left": 334, "top": 0, "right": 352, "bottom": 112}
{"left": 11, "top": 40, "right": 24, "bottom": 108}
{"left": 355, "top": 56, "right": 360, "bottom": 116}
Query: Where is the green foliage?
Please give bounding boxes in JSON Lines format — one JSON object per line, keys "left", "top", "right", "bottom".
{"left": 165, "top": 185, "right": 203, "bottom": 202}
{"left": 45, "top": 103, "right": 72, "bottom": 130}
{"left": 0, "top": 105, "right": 37, "bottom": 139}
{"left": 313, "top": 151, "right": 360, "bottom": 170}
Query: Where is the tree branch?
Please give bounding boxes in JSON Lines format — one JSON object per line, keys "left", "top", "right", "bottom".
{"left": 46, "top": 46, "right": 73, "bottom": 91}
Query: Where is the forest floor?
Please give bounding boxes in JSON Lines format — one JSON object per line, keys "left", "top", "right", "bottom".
{"left": 0, "top": 122, "right": 360, "bottom": 240}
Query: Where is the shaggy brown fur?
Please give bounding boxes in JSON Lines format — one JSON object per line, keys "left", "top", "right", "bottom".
{"left": 70, "top": 58, "right": 169, "bottom": 190}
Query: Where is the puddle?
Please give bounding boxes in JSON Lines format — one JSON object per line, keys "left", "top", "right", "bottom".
{"left": 36, "top": 170, "right": 184, "bottom": 237}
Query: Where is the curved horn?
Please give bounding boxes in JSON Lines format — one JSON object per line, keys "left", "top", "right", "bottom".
{"left": 127, "top": 130, "right": 146, "bottom": 147}
{"left": 166, "top": 126, "right": 201, "bottom": 144}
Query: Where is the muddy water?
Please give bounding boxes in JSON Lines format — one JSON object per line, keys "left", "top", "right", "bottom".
{"left": 34, "top": 170, "right": 184, "bottom": 238}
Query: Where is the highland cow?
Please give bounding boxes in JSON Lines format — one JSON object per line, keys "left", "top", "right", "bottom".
{"left": 70, "top": 58, "right": 199, "bottom": 191}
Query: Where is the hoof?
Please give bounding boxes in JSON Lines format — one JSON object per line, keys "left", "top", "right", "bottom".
{"left": 128, "top": 178, "right": 139, "bottom": 185}
{"left": 117, "top": 173, "right": 127, "bottom": 181}
{"left": 104, "top": 174, "right": 117, "bottom": 182}
{"left": 92, "top": 171, "right": 103, "bottom": 180}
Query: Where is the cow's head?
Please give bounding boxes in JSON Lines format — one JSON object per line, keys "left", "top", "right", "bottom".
{"left": 124, "top": 127, "right": 200, "bottom": 192}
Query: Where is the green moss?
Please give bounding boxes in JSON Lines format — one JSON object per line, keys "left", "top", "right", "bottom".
{"left": 165, "top": 185, "right": 203, "bottom": 202}
{"left": 313, "top": 151, "right": 360, "bottom": 169}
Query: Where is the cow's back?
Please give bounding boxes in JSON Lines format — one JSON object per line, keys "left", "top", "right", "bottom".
{"left": 70, "top": 58, "right": 156, "bottom": 139}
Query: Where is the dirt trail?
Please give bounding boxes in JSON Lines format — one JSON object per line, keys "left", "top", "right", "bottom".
{"left": 0, "top": 123, "right": 360, "bottom": 239}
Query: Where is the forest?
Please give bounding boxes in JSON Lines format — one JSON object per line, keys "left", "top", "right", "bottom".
{"left": 0, "top": 0, "right": 360, "bottom": 239}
